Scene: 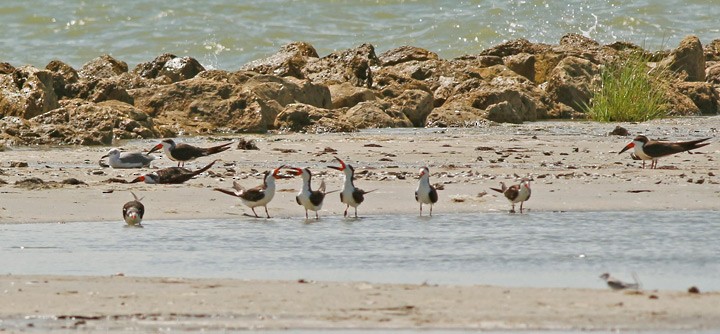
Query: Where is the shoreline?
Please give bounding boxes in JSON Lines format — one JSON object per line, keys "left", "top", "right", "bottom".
{"left": 1, "top": 274, "right": 719, "bottom": 331}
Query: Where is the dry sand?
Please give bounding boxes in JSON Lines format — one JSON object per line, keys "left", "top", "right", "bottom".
{"left": 1, "top": 117, "right": 719, "bottom": 331}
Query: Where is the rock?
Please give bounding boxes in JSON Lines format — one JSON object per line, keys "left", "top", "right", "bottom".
{"left": 0, "top": 66, "right": 60, "bottom": 119}
{"left": 274, "top": 103, "right": 354, "bottom": 133}
{"left": 45, "top": 60, "right": 79, "bottom": 98}
{"left": 0, "top": 62, "right": 14, "bottom": 75}
{"left": 87, "top": 78, "right": 134, "bottom": 104}
{"left": 28, "top": 99, "right": 159, "bottom": 145}
{"left": 243, "top": 74, "right": 331, "bottom": 109}
{"left": 387, "top": 89, "right": 433, "bottom": 126}
{"left": 659, "top": 35, "right": 705, "bottom": 82}
{"left": 664, "top": 87, "right": 701, "bottom": 116}
{"left": 241, "top": 42, "right": 318, "bottom": 78}
{"left": 343, "top": 101, "right": 412, "bottom": 128}
{"left": 705, "top": 62, "right": 720, "bottom": 85}
{"left": 609, "top": 125, "right": 629, "bottom": 136}
{"left": 158, "top": 56, "right": 205, "bottom": 82}
{"left": 303, "top": 43, "right": 378, "bottom": 87}
{"left": 676, "top": 82, "right": 720, "bottom": 114}
{"left": 328, "top": 82, "right": 376, "bottom": 109}
{"left": 480, "top": 38, "right": 546, "bottom": 58}
{"left": 78, "top": 54, "right": 128, "bottom": 80}
{"left": 544, "top": 56, "right": 600, "bottom": 113}
{"left": 427, "top": 88, "right": 539, "bottom": 126}
{"left": 187, "top": 92, "right": 279, "bottom": 133}
{"left": 378, "top": 46, "right": 439, "bottom": 66}
{"left": 133, "top": 53, "right": 177, "bottom": 79}
{"left": 504, "top": 53, "right": 535, "bottom": 82}
{"left": 703, "top": 39, "right": 720, "bottom": 61}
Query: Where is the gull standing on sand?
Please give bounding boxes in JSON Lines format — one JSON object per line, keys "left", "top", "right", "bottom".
{"left": 491, "top": 178, "right": 531, "bottom": 213}
{"left": 599, "top": 272, "right": 641, "bottom": 290}
{"left": 289, "top": 167, "right": 333, "bottom": 219}
{"left": 101, "top": 148, "right": 156, "bottom": 168}
{"left": 415, "top": 166, "right": 438, "bottom": 216}
{"left": 122, "top": 192, "right": 145, "bottom": 226}
{"left": 618, "top": 135, "right": 710, "bottom": 169}
{"left": 130, "top": 160, "right": 217, "bottom": 184}
{"left": 214, "top": 165, "right": 289, "bottom": 218}
{"left": 147, "top": 138, "right": 232, "bottom": 167}
{"left": 327, "top": 156, "right": 374, "bottom": 218}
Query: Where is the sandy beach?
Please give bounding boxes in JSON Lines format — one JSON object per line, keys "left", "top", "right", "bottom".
{"left": 1, "top": 117, "right": 719, "bottom": 331}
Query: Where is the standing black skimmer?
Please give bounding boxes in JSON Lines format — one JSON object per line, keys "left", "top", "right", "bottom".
{"left": 490, "top": 178, "right": 531, "bottom": 213}
{"left": 147, "top": 138, "right": 231, "bottom": 167}
{"left": 618, "top": 135, "right": 710, "bottom": 169}
{"left": 101, "top": 148, "right": 156, "bottom": 168}
{"left": 288, "top": 167, "right": 334, "bottom": 219}
{"left": 599, "top": 272, "right": 641, "bottom": 290}
{"left": 130, "top": 160, "right": 217, "bottom": 184}
{"left": 214, "top": 165, "right": 289, "bottom": 218}
{"left": 415, "top": 167, "right": 438, "bottom": 216}
{"left": 122, "top": 192, "right": 145, "bottom": 226}
{"left": 327, "top": 157, "right": 374, "bottom": 218}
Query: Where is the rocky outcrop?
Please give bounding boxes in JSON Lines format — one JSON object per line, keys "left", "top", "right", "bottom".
{"left": 676, "top": 82, "right": 720, "bottom": 114}
{"left": 241, "top": 42, "right": 318, "bottom": 78}
{"left": 0, "top": 66, "right": 60, "bottom": 119}
{"left": 660, "top": 35, "right": 705, "bottom": 82}
{"left": 303, "top": 43, "right": 378, "bottom": 87}
{"left": 275, "top": 103, "right": 354, "bottom": 133}
{"left": 544, "top": 56, "right": 600, "bottom": 113}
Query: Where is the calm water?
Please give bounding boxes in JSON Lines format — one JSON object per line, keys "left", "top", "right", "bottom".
{"left": 1, "top": 1, "right": 719, "bottom": 70}
{"left": 1, "top": 211, "right": 718, "bottom": 291}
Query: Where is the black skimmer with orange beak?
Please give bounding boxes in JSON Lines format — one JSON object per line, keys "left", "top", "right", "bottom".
{"left": 101, "top": 148, "right": 156, "bottom": 168}
{"left": 288, "top": 167, "right": 334, "bottom": 219}
{"left": 214, "top": 165, "right": 289, "bottom": 218}
{"left": 618, "top": 135, "right": 710, "bottom": 169}
{"left": 130, "top": 160, "right": 217, "bottom": 184}
{"left": 415, "top": 167, "right": 438, "bottom": 216}
{"left": 122, "top": 192, "right": 145, "bottom": 226}
{"left": 599, "top": 272, "right": 641, "bottom": 290}
{"left": 491, "top": 178, "right": 531, "bottom": 213}
{"left": 327, "top": 157, "right": 374, "bottom": 218}
{"left": 147, "top": 138, "right": 231, "bottom": 167}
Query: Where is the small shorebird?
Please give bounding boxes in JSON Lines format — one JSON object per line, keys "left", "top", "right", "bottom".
{"left": 214, "top": 165, "right": 289, "bottom": 218}
{"left": 415, "top": 167, "right": 438, "bottom": 216}
{"left": 122, "top": 192, "right": 145, "bottom": 226}
{"left": 147, "top": 138, "right": 231, "bottom": 167}
{"left": 618, "top": 135, "right": 710, "bottom": 169}
{"left": 491, "top": 178, "right": 531, "bottom": 213}
{"left": 327, "top": 156, "right": 374, "bottom": 218}
{"left": 599, "top": 272, "right": 641, "bottom": 290}
{"left": 130, "top": 160, "right": 216, "bottom": 184}
{"left": 101, "top": 148, "right": 156, "bottom": 168}
{"left": 288, "top": 167, "right": 334, "bottom": 219}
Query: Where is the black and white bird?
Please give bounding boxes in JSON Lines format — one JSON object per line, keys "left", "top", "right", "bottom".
{"left": 101, "top": 148, "right": 156, "bottom": 168}
{"left": 147, "top": 138, "right": 231, "bottom": 167}
{"left": 130, "top": 160, "right": 216, "bottom": 184}
{"left": 618, "top": 135, "right": 710, "bottom": 169}
{"left": 415, "top": 166, "right": 438, "bottom": 216}
{"left": 214, "top": 165, "right": 289, "bottom": 218}
{"left": 491, "top": 178, "right": 531, "bottom": 213}
{"left": 288, "top": 167, "right": 333, "bottom": 219}
{"left": 599, "top": 272, "right": 641, "bottom": 290}
{"left": 122, "top": 192, "right": 145, "bottom": 226}
{"left": 327, "top": 156, "right": 374, "bottom": 218}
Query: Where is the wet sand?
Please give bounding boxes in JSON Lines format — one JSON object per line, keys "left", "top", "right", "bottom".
{"left": 1, "top": 117, "right": 719, "bottom": 331}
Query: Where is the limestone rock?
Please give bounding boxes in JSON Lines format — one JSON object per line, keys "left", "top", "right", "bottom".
{"left": 427, "top": 88, "right": 539, "bottom": 126}
{"left": 704, "top": 39, "right": 720, "bottom": 61}
{"left": 676, "top": 82, "right": 720, "bottom": 114}
{"left": 79, "top": 55, "right": 128, "bottom": 80}
{"left": 504, "top": 53, "right": 535, "bottom": 82}
{"left": 275, "top": 103, "right": 354, "bottom": 133}
{"left": 243, "top": 75, "right": 331, "bottom": 109}
{"left": 133, "top": 53, "right": 177, "bottom": 79}
{"left": 241, "top": 42, "right": 319, "bottom": 78}
{"left": 303, "top": 43, "right": 378, "bottom": 87}
{"left": 660, "top": 35, "right": 705, "bottom": 82}
{"left": 329, "top": 82, "right": 376, "bottom": 109}
{"left": 544, "top": 56, "right": 600, "bottom": 113}
{"left": 378, "top": 46, "right": 439, "bottom": 66}
{"left": 158, "top": 56, "right": 205, "bottom": 82}
{"left": 343, "top": 101, "right": 412, "bottom": 128}
{"left": 387, "top": 89, "right": 433, "bottom": 126}
{"left": 705, "top": 62, "right": 720, "bottom": 85}
{"left": 0, "top": 66, "right": 60, "bottom": 119}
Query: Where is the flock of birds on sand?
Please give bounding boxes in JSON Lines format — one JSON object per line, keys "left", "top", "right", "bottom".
{"left": 104, "top": 134, "right": 711, "bottom": 291}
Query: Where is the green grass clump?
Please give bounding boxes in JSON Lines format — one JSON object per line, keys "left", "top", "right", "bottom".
{"left": 585, "top": 53, "right": 669, "bottom": 122}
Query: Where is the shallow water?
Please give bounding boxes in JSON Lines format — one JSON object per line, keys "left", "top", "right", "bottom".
{"left": 2, "top": 211, "right": 718, "bottom": 291}
{"left": 1, "top": 1, "right": 719, "bottom": 69}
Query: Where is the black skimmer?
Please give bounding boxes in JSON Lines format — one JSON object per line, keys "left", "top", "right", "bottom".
{"left": 147, "top": 138, "right": 231, "bottom": 167}
{"left": 101, "top": 148, "right": 156, "bottom": 168}
{"left": 490, "top": 178, "right": 531, "bottom": 213}
{"left": 599, "top": 272, "right": 641, "bottom": 290}
{"left": 327, "top": 156, "right": 374, "bottom": 218}
{"left": 288, "top": 167, "right": 334, "bottom": 219}
{"left": 415, "top": 167, "right": 438, "bottom": 216}
{"left": 122, "top": 192, "right": 145, "bottom": 226}
{"left": 618, "top": 135, "right": 711, "bottom": 169}
{"left": 214, "top": 165, "right": 289, "bottom": 218}
{"left": 130, "top": 160, "right": 216, "bottom": 184}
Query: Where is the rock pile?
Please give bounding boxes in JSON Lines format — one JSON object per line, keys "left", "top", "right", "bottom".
{"left": 1, "top": 34, "right": 719, "bottom": 145}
